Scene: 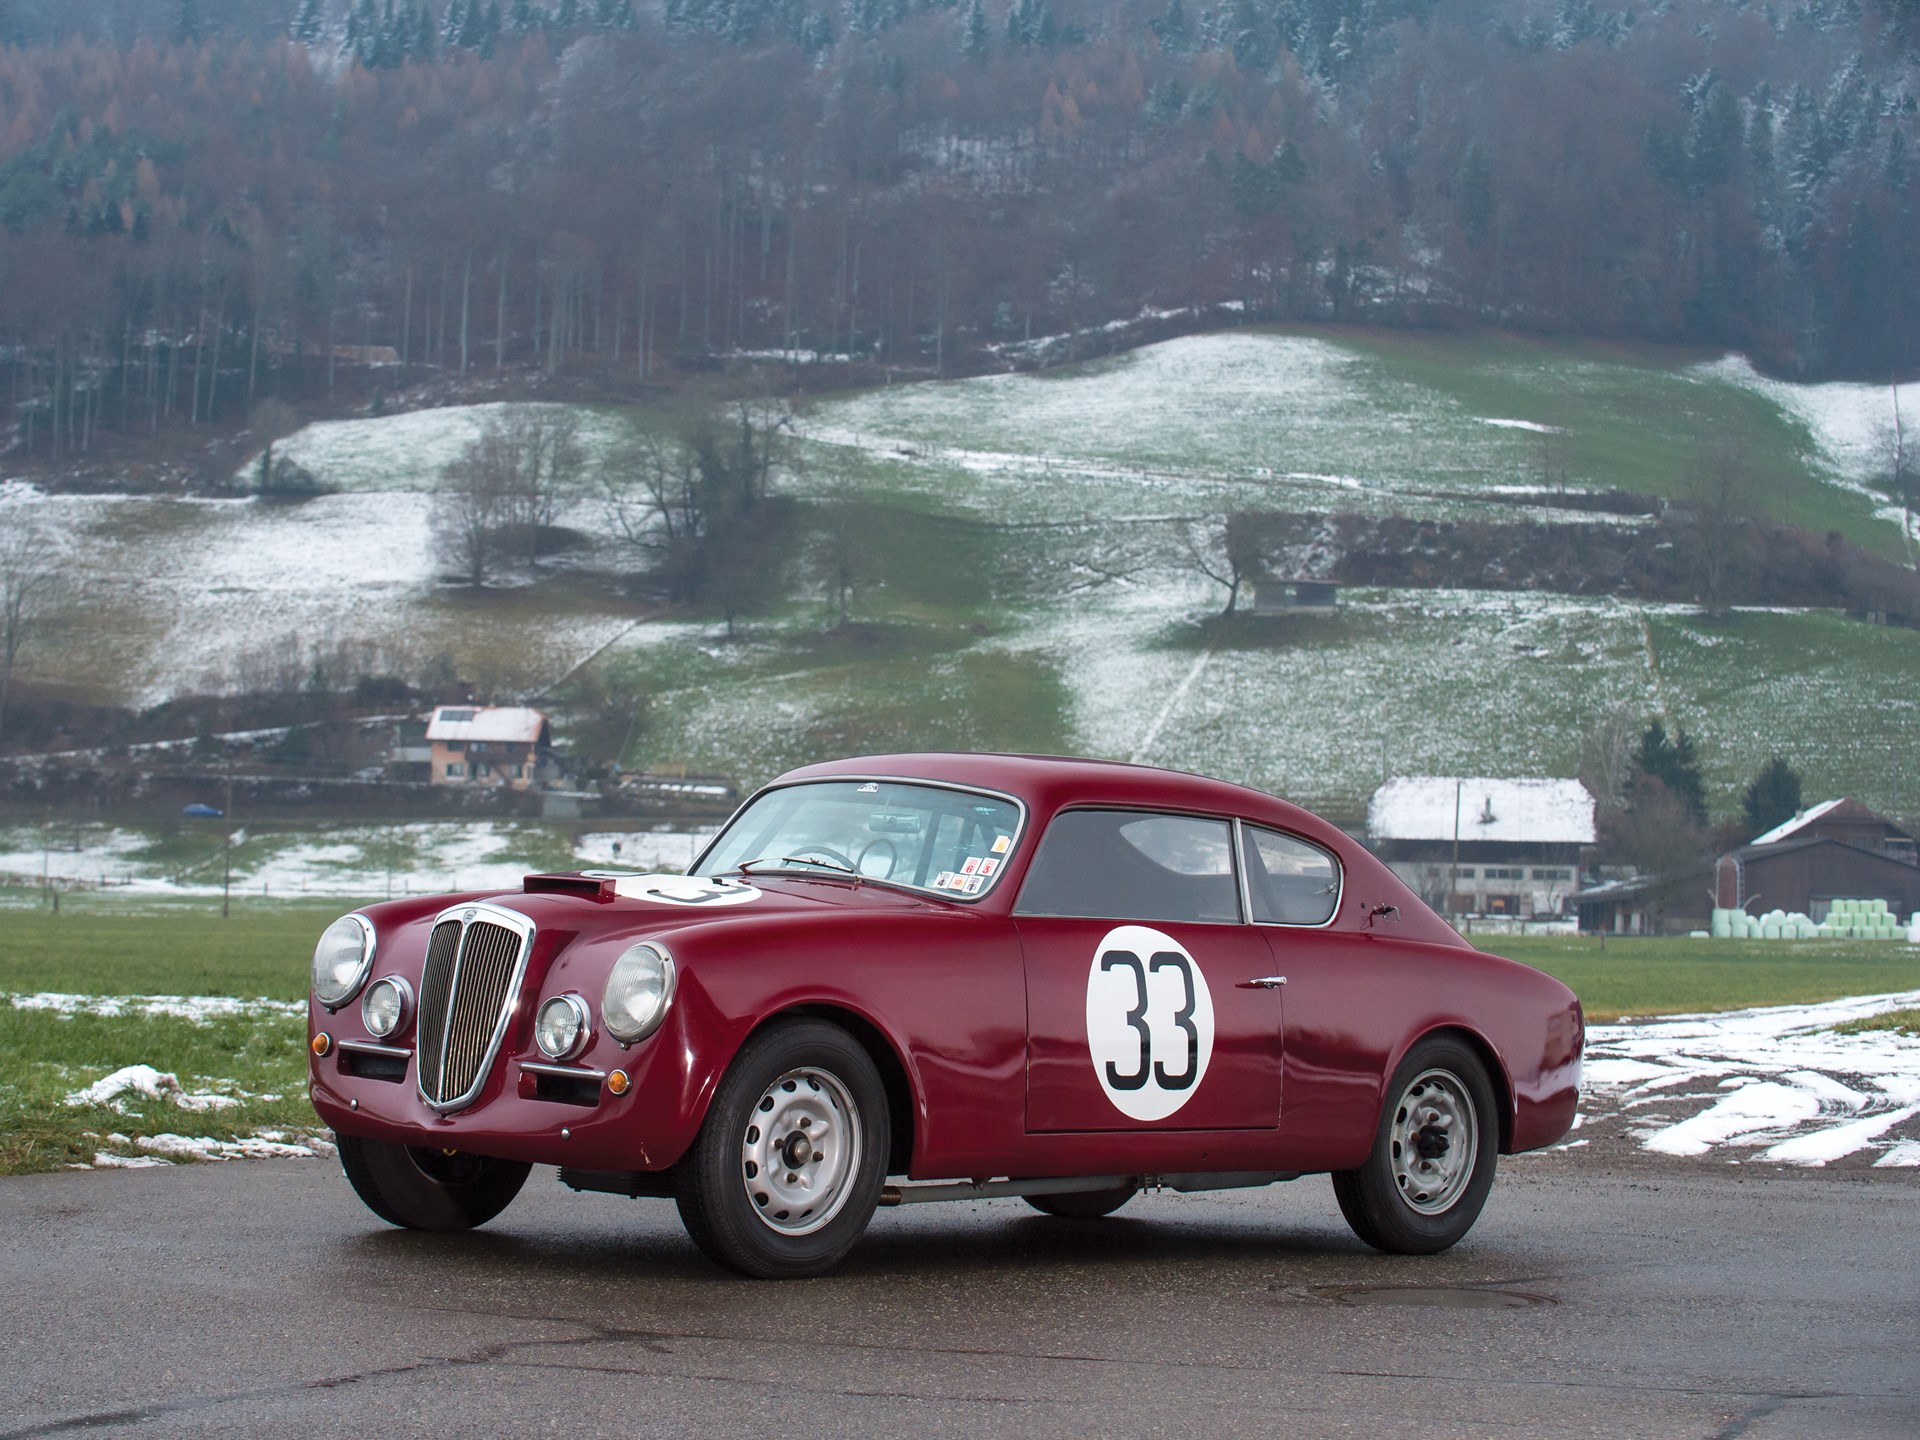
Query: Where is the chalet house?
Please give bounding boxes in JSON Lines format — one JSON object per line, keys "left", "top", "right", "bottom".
{"left": 426, "top": 705, "right": 553, "bottom": 790}
{"left": 1715, "top": 799, "right": 1920, "bottom": 922}
{"left": 1368, "top": 776, "right": 1596, "bottom": 919}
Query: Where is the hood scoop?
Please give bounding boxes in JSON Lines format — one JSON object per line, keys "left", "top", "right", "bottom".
{"left": 523, "top": 871, "right": 764, "bottom": 909}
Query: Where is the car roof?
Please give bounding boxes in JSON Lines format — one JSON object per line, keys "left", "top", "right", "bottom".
{"left": 773, "top": 752, "right": 1352, "bottom": 852}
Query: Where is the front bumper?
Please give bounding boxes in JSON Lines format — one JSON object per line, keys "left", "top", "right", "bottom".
{"left": 308, "top": 1020, "right": 694, "bottom": 1173}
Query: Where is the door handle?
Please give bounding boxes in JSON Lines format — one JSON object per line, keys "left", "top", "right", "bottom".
{"left": 1236, "top": 976, "right": 1287, "bottom": 989}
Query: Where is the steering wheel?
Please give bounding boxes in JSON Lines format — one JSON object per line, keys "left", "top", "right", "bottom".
{"left": 855, "top": 839, "right": 899, "bottom": 878}
{"left": 787, "top": 845, "right": 857, "bottom": 871}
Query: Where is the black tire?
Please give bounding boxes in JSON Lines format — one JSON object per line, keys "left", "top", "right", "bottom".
{"left": 1333, "top": 1036, "right": 1498, "bottom": 1255}
{"left": 674, "top": 1019, "right": 890, "bottom": 1279}
{"left": 1024, "top": 1185, "right": 1137, "bottom": 1219}
{"left": 336, "top": 1134, "right": 531, "bottom": 1232}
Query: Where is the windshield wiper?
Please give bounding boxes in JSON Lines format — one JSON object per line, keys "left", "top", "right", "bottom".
{"left": 778, "top": 853, "right": 858, "bottom": 876}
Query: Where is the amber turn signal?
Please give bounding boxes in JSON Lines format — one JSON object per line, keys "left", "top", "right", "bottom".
{"left": 606, "top": 1069, "right": 631, "bottom": 1096}
{"left": 311, "top": 1033, "right": 332, "bottom": 1057}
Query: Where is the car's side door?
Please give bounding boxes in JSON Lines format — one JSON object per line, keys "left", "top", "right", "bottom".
{"left": 1014, "top": 809, "right": 1286, "bottom": 1133}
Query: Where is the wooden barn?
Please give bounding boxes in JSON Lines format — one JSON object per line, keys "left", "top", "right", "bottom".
{"left": 1716, "top": 800, "right": 1920, "bottom": 922}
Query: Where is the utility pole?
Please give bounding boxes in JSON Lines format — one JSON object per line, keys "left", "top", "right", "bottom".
{"left": 1449, "top": 778, "right": 1463, "bottom": 926}
{"left": 222, "top": 766, "right": 235, "bottom": 920}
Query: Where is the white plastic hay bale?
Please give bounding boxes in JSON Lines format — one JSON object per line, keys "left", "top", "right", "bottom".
{"left": 1710, "top": 908, "right": 1734, "bottom": 938}
{"left": 1762, "top": 922, "right": 1782, "bottom": 939}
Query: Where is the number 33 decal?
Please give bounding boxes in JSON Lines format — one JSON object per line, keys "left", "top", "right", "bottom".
{"left": 1085, "top": 925, "right": 1215, "bottom": 1122}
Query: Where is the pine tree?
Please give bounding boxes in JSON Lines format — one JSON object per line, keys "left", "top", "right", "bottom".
{"left": 445, "top": 0, "right": 471, "bottom": 45}
{"left": 552, "top": 0, "right": 582, "bottom": 29}
{"left": 292, "top": 0, "right": 326, "bottom": 43}
{"left": 1150, "top": 0, "right": 1190, "bottom": 51}
{"left": 961, "top": 0, "right": 987, "bottom": 56}
{"left": 1741, "top": 756, "right": 1803, "bottom": 838}
{"left": 1634, "top": 719, "right": 1709, "bottom": 829}
{"left": 175, "top": 0, "right": 204, "bottom": 44}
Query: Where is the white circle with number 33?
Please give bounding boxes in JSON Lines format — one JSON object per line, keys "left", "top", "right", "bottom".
{"left": 1085, "top": 925, "right": 1215, "bottom": 1122}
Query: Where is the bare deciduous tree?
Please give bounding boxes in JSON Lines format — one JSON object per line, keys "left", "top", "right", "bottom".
{"left": 0, "top": 518, "right": 54, "bottom": 745}
{"left": 1689, "top": 439, "right": 1749, "bottom": 618}
{"left": 433, "top": 424, "right": 518, "bottom": 587}
{"left": 1172, "top": 514, "right": 1258, "bottom": 617}
{"left": 601, "top": 400, "right": 797, "bottom": 634}
{"left": 1579, "top": 702, "right": 1644, "bottom": 812}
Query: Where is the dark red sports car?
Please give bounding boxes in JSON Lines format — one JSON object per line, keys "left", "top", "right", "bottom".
{"left": 308, "top": 753, "right": 1583, "bottom": 1277}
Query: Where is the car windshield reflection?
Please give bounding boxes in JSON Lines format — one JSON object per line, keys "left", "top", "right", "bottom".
{"left": 694, "top": 780, "right": 1021, "bottom": 899}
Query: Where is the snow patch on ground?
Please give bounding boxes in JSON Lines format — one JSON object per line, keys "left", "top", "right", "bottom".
{"left": 0, "top": 823, "right": 717, "bottom": 897}
{"left": 1697, "top": 355, "right": 1916, "bottom": 489}
{"left": 15, "top": 993, "right": 303, "bottom": 1021}
{"left": 1583, "top": 990, "right": 1920, "bottom": 1166}
{"left": 271, "top": 402, "right": 631, "bottom": 493}
{"left": 64, "top": 1063, "right": 258, "bottom": 1113}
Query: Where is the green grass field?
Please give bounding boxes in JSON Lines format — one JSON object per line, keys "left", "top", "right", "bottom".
{"left": 1483, "top": 936, "right": 1920, "bottom": 1021}
{"left": 0, "top": 904, "right": 348, "bottom": 1173}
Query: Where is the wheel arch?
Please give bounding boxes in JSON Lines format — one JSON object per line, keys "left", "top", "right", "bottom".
{"left": 743, "top": 1003, "right": 919, "bottom": 1176}
{"left": 1397, "top": 1024, "right": 1515, "bottom": 1155}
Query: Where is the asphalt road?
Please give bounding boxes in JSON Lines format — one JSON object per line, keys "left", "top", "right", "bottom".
{"left": 2, "top": 1148, "right": 1915, "bottom": 1439}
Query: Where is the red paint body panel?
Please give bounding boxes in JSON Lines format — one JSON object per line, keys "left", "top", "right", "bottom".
{"left": 309, "top": 752, "right": 1581, "bottom": 1181}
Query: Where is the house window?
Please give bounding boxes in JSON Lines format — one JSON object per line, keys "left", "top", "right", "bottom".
{"left": 508, "top": 765, "right": 523, "bottom": 779}
{"left": 445, "top": 763, "right": 466, "bottom": 778}
{"left": 1484, "top": 867, "right": 1524, "bottom": 881}
{"left": 1531, "top": 867, "right": 1572, "bottom": 882}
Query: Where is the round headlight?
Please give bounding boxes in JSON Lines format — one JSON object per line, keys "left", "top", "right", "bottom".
{"left": 361, "top": 976, "right": 411, "bottom": 1039}
{"left": 312, "top": 915, "right": 374, "bottom": 1008}
{"left": 601, "top": 942, "right": 675, "bottom": 1044}
{"left": 535, "top": 994, "right": 591, "bottom": 1060}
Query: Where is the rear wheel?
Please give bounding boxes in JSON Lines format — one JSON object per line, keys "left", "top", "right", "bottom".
{"left": 674, "top": 1019, "right": 890, "bottom": 1279}
{"left": 337, "top": 1134, "right": 530, "bottom": 1231}
{"left": 1024, "top": 1185, "right": 1137, "bottom": 1219}
{"left": 1333, "top": 1036, "right": 1498, "bottom": 1255}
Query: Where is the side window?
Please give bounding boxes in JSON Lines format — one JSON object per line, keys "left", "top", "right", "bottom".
{"left": 1241, "top": 825, "right": 1341, "bottom": 926}
{"left": 1014, "top": 810, "right": 1241, "bottom": 924}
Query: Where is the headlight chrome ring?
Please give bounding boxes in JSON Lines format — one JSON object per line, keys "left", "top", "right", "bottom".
{"left": 361, "top": 975, "right": 413, "bottom": 1040}
{"left": 601, "top": 941, "right": 676, "bottom": 1045}
{"left": 312, "top": 914, "right": 376, "bottom": 1010}
{"left": 535, "top": 993, "right": 593, "bottom": 1061}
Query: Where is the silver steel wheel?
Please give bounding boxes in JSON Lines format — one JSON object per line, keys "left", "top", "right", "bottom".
{"left": 739, "top": 1066, "right": 864, "bottom": 1237}
{"left": 1388, "top": 1067, "right": 1479, "bottom": 1214}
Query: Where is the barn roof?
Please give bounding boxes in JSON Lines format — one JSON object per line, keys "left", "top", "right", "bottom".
{"left": 1368, "top": 776, "right": 1597, "bottom": 845}
{"left": 1749, "top": 798, "right": 1861, "bottom": 847}
{"left": 425, "top": 705, "right": 547, "bottom": 744}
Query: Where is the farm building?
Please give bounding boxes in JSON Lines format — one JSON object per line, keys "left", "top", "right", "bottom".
{"left": 1715, "top": 800, "right": 1920, "bottom": 922}
{"left": 425, "top": 705, "right": 555, "bottom": 790}
{"left": 1367, "top": 776, "right": 1596, "bottom": 920}
{"left": 1250, "top": 577, "right": 1340, "bottom": 614}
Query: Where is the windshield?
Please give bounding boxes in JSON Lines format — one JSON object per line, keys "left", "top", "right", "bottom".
{"left": 692, "top": 780, "right": 1023, "bottom": 899}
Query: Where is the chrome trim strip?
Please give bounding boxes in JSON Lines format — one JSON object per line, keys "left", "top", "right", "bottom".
{"left": 1238, "top": 820, "right": 1347, "bottom": 930}
{"left": 419, "top": 900, "right": 537, "bottom": 1115}
{"left": 337, "top": 1040, "right": 414, "bottom": 1059}
{"left": 519, "top": 1061, "right": 609, "bottom": 1082}
{"left": 690, "top": 774, "right": 1030, "bottom": 905}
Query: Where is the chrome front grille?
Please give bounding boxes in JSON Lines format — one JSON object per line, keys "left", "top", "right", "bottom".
{"left": 416, "top": 905, "right": 535, "bottom": 1112}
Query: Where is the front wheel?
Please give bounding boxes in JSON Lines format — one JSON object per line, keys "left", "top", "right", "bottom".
{"left": 674, "top": 1019, "right": 890, "bottom": 1279}
{"left": 337, "top": 1134, "right": 531, "bottom": 1231}
{"left": 1332, "top": 1036, "right": 1498, "bottom": 1255}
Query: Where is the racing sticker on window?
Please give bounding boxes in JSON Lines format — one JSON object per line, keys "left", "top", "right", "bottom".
{"left": 607, "top": 873, "right": 761, "bottom": 907}
{"left": 1085, "top": 925, "right": 1215, "bottom": 1122}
